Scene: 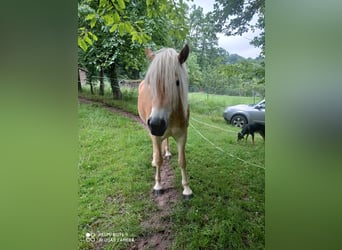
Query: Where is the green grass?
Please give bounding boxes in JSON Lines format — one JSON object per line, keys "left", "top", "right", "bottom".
{"left": 189, "top": 92, "right": 260, "bottom": 115}
{"left": 78, "top": 103, "right": 157, "bottom": 249}
{"left": 79, "top": 84, "right": 139, "bottom": 115}
{"left": 78, "top": 87, "right": 264, "bottom": 249}
{"left": 171, "top": 118, "right": 264, "bottom": 249}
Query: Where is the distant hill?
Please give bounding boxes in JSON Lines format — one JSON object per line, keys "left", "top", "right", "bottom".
{"left": 227, "top": 53, "right": 246, "bottom": 64}
{"left": 216, "top": 47, "right": 263, "bottom": 65}
{"left": 226, "top": 53, "right": 264, "bottom": 64}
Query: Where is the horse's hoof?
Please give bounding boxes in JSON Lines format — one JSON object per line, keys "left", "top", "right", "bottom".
{"left": 163, "top": 155, "right": 171, "bottom": 161}
{"left": 183, "top": 193, "right": 193, "bottom": 200}
{"left": 153, "top": 189, "right": 164, "bottom": 196}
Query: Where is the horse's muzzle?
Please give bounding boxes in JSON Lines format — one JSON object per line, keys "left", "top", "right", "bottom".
{"left": 147, "top": 117, "right": 167, "bottom": 136}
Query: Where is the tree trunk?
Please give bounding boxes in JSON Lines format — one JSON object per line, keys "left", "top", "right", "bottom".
{"left": 99, "top": 68, "right": 104, "bottom": 96}
{"left": 131, "top": 69, "right": 140, "bottom": 80}
{"left": 87, "top": 72, "right": 94, "bottom": 95}
{"left": 108, "top": 64, "right": 122, "bottom": 100}
{"left": 78, "top": 69, "right": 82, "bottom": 92}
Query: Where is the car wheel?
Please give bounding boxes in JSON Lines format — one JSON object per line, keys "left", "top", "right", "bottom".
{"left": 231, "top": 115, "right": 247, "bottom": 128}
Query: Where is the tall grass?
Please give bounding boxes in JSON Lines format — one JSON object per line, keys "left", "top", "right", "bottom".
{"left": 80, "top": 84, "right": 139, "bottom": 115}
{"left": 78, "top": 86, "right": 264, "bottom": 249}
{"left": 188, "top": 92, "right": 262, "bottom": 124}
{"left": 78, "top": 104, "right": 156, "bottom": 249}
{"left": 189, "top": 92, "right": 258, "bottom": 114}
{"left": 79, "top": 84, "right": 262, "bottom": 118}
{"left": 171, "top": 120, "right": 264, "bottom": 249}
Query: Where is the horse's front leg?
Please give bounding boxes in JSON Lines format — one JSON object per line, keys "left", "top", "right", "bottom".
{"left": 162, "top": 138, "right": 172, "bottom": 159}
{"left": 151, "top": 136, "right": 163, "bottom": 195}
{"left": 177, "top": 135, "right": 193, "bottom": 198}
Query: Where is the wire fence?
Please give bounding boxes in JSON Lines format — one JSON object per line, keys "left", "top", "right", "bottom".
{"left": 189, "top": 121, "right": 265, "bottom": 170}
{"left": 79, "top": 74, "right": 265, "bottom": 170}
{"left": 79, "top": 75, "right": 264, "bottom": 101}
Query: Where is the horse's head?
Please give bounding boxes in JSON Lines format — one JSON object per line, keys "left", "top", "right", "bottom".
{"left": 144, "top": 45, "right": 189, "bottom": 136}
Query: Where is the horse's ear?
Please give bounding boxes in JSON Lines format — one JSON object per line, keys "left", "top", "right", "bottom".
{"left": 145, "top": 48, "right": 155, "bottom": 61}
{"left": 178, "top": 44, "right": 189, "bottom": 64}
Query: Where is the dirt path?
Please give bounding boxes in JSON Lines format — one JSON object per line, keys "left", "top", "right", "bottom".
{"left": 131, "top": 156, "right": 180, "bottom": 250}
{"left": 79, "top": 97, "right": 180, "bottom": 250}
{"left": 78, "top": 96, "right": 146, "bottom": 127}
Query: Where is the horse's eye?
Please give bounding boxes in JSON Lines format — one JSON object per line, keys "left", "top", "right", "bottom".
{"left": 176, "top": 80, "right": 180, "bottom": 86}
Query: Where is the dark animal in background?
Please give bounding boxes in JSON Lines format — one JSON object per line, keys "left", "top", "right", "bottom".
{"left": 237, "top": 122, "right": 265, "bottom": 144}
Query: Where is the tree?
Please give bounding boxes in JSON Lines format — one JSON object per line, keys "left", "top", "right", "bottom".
{"left": 78, "top": 68, "right": 82, "bottom": 92}
{"left": 217, "top": 60, "right": 265, "bottom": 96}
{"left": 78, "top": 0, "right": 151, "bottom": 52}
{"left": 78, "top": 0, "right": 152, "bottom": 98}
{"left": 186, "top": 53, "right": 202, "bottom": 89}
{"left": 213, "top": 0, "right": 265, "bottom": 55}
{"left": 185, "top": 2, "right": 265, "bottom": 96}
{"left": 78, "top": 0, "right": 189, "bottom": 99}
{"left": 188, "top": 5, "right": 219, "bottom": 69}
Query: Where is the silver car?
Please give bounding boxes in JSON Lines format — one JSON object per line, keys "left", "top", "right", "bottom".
{"left": 223, "top": 99, "right": 265, "bottom": 127}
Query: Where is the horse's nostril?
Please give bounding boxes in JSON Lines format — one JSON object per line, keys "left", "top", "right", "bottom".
{"left": 147, "top": 118, "right": 151, "bottom": 126}
{"left": 160, "top": 119, "right": 166, "bottom": 128}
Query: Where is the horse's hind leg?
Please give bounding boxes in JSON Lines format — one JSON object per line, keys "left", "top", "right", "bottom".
{"left": 151, "top": 136, "right": 163, "bottom": 195}
{"left": 177, "top": 135, "right": 193, "bottom": 198}
{"left": 162, "top": 138, "right": 172, "bottom": 159}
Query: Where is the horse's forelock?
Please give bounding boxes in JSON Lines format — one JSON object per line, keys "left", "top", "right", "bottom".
{"left": 145, "top": 48, "right": 188, "bottom": 117}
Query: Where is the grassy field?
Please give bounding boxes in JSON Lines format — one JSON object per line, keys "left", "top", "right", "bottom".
{"left": 79, "top": 84, "right": 262, "bottom": 117}
{"left": 78, "top": 86, "right": 264, "bottom": 249}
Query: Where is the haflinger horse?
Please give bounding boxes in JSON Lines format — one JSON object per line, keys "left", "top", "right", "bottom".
{"left": 138, "top": 44, "right": 193, "bottom": 199}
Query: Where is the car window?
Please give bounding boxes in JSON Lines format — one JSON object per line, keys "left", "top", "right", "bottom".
{"left": 255, "top": 100, "right": 265, "bottom": 109}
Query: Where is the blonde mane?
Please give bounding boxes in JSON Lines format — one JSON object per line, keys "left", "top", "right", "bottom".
{"left": 138, "top": 45, "right": 193, "bottom": 198}
{"left": 145, "top": 48, "right": 188, "bottom": 118}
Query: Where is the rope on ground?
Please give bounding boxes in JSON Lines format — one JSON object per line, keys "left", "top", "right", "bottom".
{"left": 189, "top": 122, "right": 265, "bottom": 170}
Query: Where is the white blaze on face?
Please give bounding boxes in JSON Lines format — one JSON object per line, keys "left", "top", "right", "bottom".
{"left": 150, "top": 107, "right": 170, "bottom": 125}
{"left": 150, "top": 107, "right": 170, "bottom": 121}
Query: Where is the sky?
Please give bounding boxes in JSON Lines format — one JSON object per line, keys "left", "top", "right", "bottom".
{"left": 191, "top": 0, "right": 262, "bottom": 58}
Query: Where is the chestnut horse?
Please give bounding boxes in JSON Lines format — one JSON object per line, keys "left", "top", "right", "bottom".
{"left": 138, "top": 45, "right": 193, "bottom": 198}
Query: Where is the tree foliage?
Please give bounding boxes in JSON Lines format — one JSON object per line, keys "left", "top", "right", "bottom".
{"left": 78, "top": 0, "right": 151, "bottom": 52}
{"left": 186, "top": 3, "right": 265, "bottom": 96}
{"left": 77, "top": 0, "right": 265, "bottom": 99}
{"left": 188, "top": 5, "right": 219, "bottom": 68}
{"left": 78, "top": 0, "right": 189, "bottom": 98}
{"left": 213, "top": 0, "right": 265, "bottom": 55}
